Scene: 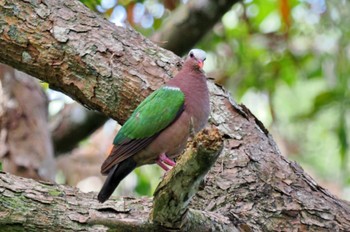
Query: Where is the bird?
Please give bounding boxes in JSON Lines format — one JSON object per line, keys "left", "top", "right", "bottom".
{"left": 97, "top": 49, "right": 210, "bottom": 203}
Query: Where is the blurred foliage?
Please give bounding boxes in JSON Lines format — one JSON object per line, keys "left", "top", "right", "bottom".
{"left": 77, "top": 0, "right": 349, "bottom": 199}
{"left": 80, "top": 0, "right": 101, "bottom": 11}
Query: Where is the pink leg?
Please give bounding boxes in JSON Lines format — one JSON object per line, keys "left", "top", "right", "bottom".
{"left": 159, "top": 153, "right": 176, "bottom": 166}
{"left": 156, "top": 160, "right": 170, "bottom": 171}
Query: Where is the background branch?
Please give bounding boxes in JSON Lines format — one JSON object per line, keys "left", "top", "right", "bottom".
{"left": 152, "top": 0, "right": 238, "bottom": 55}
{"left": 51, "top": 103, "right": 108, "bottom": 155}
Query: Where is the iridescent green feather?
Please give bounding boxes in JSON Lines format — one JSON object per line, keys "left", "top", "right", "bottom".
{"left": 113, "top": 87, "right": 185, "bottom": 144}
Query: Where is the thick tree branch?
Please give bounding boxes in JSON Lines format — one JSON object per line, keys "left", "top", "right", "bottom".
{"left": 152, "top": 0, "right": 238, "bottom": 55}
{"left": 0, "top": 130, "right": 233, "bottom": 231}
{"left": 0, "top": 171, "right": 152, "bottom": 231}
{"left": 0, "top": 0, "right": 350, "bottom": 231}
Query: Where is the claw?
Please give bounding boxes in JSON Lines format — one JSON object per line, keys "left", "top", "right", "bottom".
{"left": 159, "top": 153, "right": 176, "bottom": 166}
{"left": 156, "top": 160, "right": 170, "bottom": 171}
{"left": 156, "top": 153, "right": 176, "bottom": 171}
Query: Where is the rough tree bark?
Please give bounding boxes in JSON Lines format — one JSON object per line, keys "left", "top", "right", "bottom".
{"left": 0, "top": 129, "right": 225, "bottom": 231}
{"left": 0, "top": 0, "right": 350, "bottom": 231}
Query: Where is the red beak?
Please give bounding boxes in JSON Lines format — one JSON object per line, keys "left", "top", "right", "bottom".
{"left": 198, "top": 60, "right": 204, "bottom": 68}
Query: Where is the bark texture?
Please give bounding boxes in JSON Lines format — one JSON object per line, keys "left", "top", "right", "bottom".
{"left": 192, "top": 101, "right": 350, "bottom": 231}
{"left": 0, "top": 0, "right": 181, "bottom": 124}
{"left": 0, "top": 129, "right": 231, "bottom": 231}
{"left": 0, "top": 0, "right": 350, "bottom": 231}
{"left": 0, "top": 171, "right": 152, "bottom": 231}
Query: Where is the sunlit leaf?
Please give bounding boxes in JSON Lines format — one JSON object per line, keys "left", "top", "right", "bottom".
{"left": 279, "top": 56, "right": 297, "bottom": 86}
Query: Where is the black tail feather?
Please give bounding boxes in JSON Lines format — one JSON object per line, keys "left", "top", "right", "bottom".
{"left": 97, "top": 157, "right": 137, "bottom": 203}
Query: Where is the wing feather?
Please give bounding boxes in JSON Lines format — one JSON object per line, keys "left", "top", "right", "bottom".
{"left": 101, "top": 86, "right": 185, "bottom": 174}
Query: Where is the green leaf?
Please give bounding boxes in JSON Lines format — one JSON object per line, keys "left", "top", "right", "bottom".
{"left": 298, "top": 90, "right": 342, "bottom": 119}
{"left": 280, "top": 56, "right": 297, "bottom": 86}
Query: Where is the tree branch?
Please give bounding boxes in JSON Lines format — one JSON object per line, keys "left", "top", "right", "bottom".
{"left": 51, "top": 103, "right": 108, "bottom": 155}
{"left": 152, "top": 0, "right": 238, "bottom": 55}
{"left": 0, "top": 0, "right": 181, "bottom": 124}
{"left": 191, "top": 102, "right": 350, "bottom": 231}
{"left": 0, "top": 130, "right": 235, "bottom": 231}
{"left": 0, "top": 171, "right": 151, "bottom": 231}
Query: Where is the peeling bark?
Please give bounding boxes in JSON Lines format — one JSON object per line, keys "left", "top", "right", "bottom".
{"left": 0, "top": 0, "right": 350, "bottom": 231}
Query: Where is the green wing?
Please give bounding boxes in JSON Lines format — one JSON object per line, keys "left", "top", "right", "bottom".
{"left": 114, "top": 86, "right": 185, "bottom": 143}
{"left": 101, "top": 86, "right": 185, "bottom": 174}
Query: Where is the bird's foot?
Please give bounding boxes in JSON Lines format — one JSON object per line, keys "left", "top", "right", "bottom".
{"left": 156, "top": 153, "right": 176, "bottom": 171}
{"left": 159, "top": 153, "right": 176, "bottom": 166}
{"left": 156, "top": 160, "right": 170, "bottom": 171}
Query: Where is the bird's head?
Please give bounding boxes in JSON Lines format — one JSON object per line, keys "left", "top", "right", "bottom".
{"left": 186, "top": 49, "right": 206, "bottom": 70}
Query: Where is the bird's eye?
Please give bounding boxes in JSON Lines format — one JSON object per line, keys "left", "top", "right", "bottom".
{"left": 190, "top": 52, "right": 194, "bottom": 58}
{"left": 203, "top": 58, "right": 206, "bottom": 61}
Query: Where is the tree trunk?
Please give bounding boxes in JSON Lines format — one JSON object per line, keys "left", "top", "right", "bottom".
{"left": 0, "top": 0, "right": 349, "bottom": 231}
